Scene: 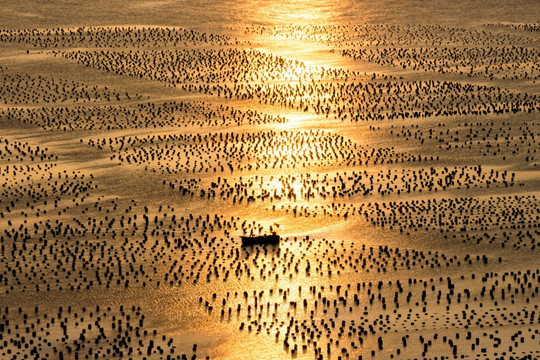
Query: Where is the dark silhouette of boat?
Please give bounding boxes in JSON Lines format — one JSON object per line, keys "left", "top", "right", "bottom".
{"left": 241, "top": 234, "right": 280, "bottom": 245}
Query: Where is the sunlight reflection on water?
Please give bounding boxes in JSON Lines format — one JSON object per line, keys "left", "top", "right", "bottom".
{"left": 0, "top": 0, "right": 538, "bottom": 359}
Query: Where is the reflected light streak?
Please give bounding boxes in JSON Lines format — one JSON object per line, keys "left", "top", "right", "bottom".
{"left": 254, "top": 0, "right": 338, "bottom": 27}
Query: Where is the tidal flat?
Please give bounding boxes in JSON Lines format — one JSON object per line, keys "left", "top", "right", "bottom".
{"left": 0, "top": 1, "right": 539, "bottom": 359}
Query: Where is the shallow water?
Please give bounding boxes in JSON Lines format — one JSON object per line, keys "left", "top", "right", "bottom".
{"left": 3, "top": 0, "right": 539, "bottom": 30}
{"left": 0, "top": 1, "right": 539, "bottom": 360}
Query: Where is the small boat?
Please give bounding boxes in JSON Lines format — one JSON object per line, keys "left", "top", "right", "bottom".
{"left": 241, "top": 234, "right": 280, "bottom": 245}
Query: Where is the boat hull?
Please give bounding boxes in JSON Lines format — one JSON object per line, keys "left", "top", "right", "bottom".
{"left": 241, "top": 234, "right": 280, "bottom": 245}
